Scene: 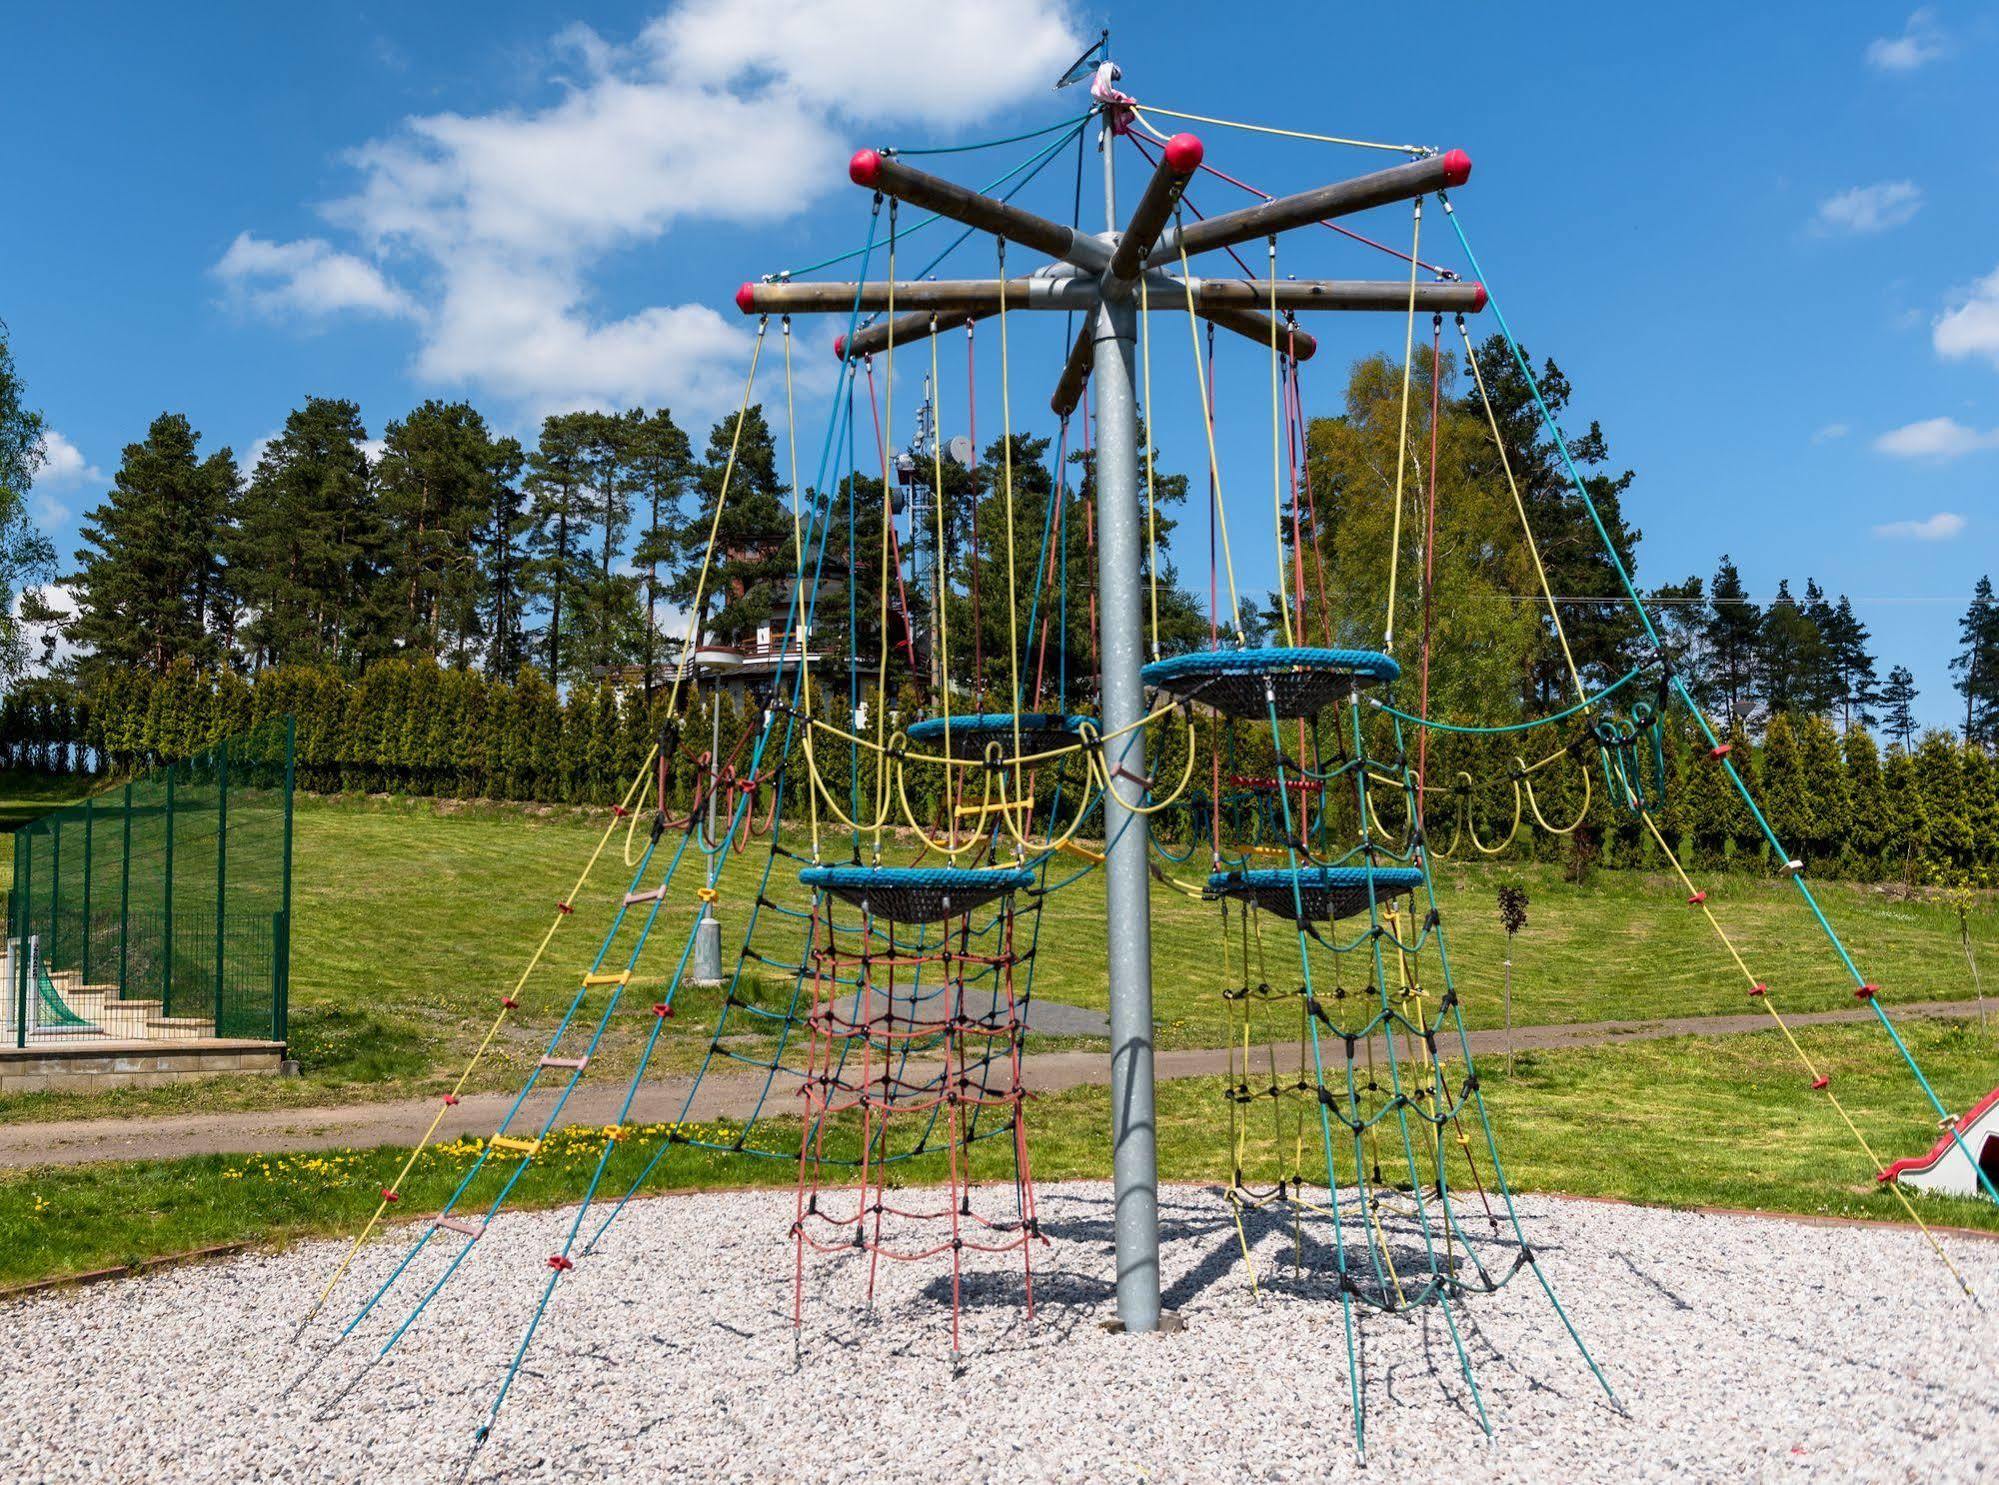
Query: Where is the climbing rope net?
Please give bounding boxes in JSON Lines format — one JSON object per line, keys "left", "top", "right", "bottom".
{"left": 289, "top": 62, "right": 1994, "bottom": 1461}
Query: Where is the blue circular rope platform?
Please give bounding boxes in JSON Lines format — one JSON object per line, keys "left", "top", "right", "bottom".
{"left": 1141, "top": 647, "right": 1400, "bottom": 719}
{"left": 1206, "top": 865, "right": 1427, "bottom": 922}
{"left": 799, "top": 864, "right": 1039, "bottom": 923}
{"left": 904, "top": 711, "right": 1093, "bottom": 760}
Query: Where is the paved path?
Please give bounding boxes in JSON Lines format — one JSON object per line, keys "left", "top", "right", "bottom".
{"left": 0, "top": 999, "right": 1977, "bottom": 1168}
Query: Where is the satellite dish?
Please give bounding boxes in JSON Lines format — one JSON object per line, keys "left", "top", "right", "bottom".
{"left": 946, "top": 435, "right": 974, "bottom": 467}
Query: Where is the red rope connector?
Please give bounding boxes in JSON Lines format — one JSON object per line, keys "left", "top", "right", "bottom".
{"left": 547, "top": 1254, "right": 575, "bottom": 1272}
{"left": 556, "top": 901, "right": 574, "bottom": 915}
{"left": 653, "top": 1002, "right": 674, "bottom": 1019}
{"left": 1748, "top": 983, "right": 1767, "bottom": 997}
{"left": 1687, "top": 891, "right": 1707, "bottom": 906}
{"left": 1811, "top": 1075, "right": 1830, "bottom": 1090}
{"left": 381, "top": 1188, "right": 400, "bottom": 1203}
{"left": 1706, "top": 742, "right": 1733, "bottom": 761}
{"left": 501, "top": 996, "right": 519, "bottom": 1010}
{"left": 612, "top": 805, "right": 629, "bottom": 818}
{"left": 1855, "top": 983, "right": 1879, "bottom": 1001}
{"left": 1876, "top": 1168, "right": 1894, "bottom": 1184}
{"left": 443, "top": 1093, "right": 460, "bottom": 1106}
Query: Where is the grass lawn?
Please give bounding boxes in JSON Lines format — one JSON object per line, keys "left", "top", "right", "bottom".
{"left": 0, "top": 791, "right": 1991, "bottom": 1124}
{"left": 0, "top": 1018, "right": 1993, "bottom": 1291}
{"left": 0, "top": 770, "right": 94, "bottom": 831}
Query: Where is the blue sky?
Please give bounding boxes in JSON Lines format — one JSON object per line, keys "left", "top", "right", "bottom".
{"left": 3, "top": 1, "right": 1993, "bottom": 726}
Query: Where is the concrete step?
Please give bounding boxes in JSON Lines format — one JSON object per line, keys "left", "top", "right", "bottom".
{"left": 146, "top": 1017, "right": 217, "bottom": 1037}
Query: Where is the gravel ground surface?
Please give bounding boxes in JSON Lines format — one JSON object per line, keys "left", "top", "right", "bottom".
{"left": 2, "top": 1181, "right": 1996, "bottom": 1483}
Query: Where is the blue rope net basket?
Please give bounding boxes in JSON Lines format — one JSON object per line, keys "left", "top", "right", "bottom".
{"left": 1207, "top": 865, "right": 1426, "bottom": 922}
{"left": 904, "top": 711, "right": 1093, "bottom": 761}
{"left": 1141, "top": 646, "right": 1400, "bottom": 719}
{"left": 798, "top": 864, "right": 1038, "bottom": 924}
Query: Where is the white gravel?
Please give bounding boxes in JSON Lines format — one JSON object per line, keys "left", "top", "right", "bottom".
{"left": 2, "top": 1182, "right": 1996, "bottom": 1483}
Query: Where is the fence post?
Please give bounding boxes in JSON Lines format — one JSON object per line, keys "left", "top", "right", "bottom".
{"left": 48, "top": 816, "right": 59, "bottom": 973}
{"left": 277, "top": 715, "right": 295, "bottom": 1044}
{"left": 214, "top": 738, "right": 228, "bottom": 1036}
{"left": 118, "top": 782, "right": 132, "bottom": 996}
{"left": 163, "top": 765, "right": 175, "bottom": 1015}
{"left": 81, "top": 798, "right": 93, "bottom": 984}
{"left": 15, "top": 829, "right": 30, "bottom": 1048}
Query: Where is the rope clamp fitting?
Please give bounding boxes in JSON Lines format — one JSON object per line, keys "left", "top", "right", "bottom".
{"left": 1811, "top": 1075, "right": 1830, "bottom": 1090}
{"left": 653, "top": 1002, "right": 674, "bottom": 1019}
{"left": 1855, "top": 984, "right": 1878, "bottom": 1001}
{"left": 501, "top": 997, "right": 519, "bottom": 1011}
{"left": 556, "top": 901, "right": 574, "bottom": 916}
{"left": 381, "top": 1188, "right": 399, "bottom": 1203}
{"left": 1687, "top": 891, "right": 1706, "bottom": 906}
{"left": 1748, "top": 983, "right": 1767, "bottom": 998}
{"left": 443, "top": 1093, "right": 460, "bottom": 1106}
{"left": 547, "top": 1254, "right": 575, "bottom": 1272}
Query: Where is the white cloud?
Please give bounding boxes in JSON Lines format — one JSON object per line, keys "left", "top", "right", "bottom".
{"left": 214, "top": 232, "right": 418, "bottom": 320}
{"left": 11, "top": 582, "right": 80, "bottom": 675}
{"left": 34, "top": 430, "right": 103, "bottom": 488}
{"left": 219, "top": 0, "right": 1081, "bottom": 422}
{"left": 1867, "top": 9, "right": 1949, "bottom": 71}
{"left": 1873, "top": 417, "right": 1999, "bottom": 458}
{"left": 1812, "top": 180, "right": 1922, "bottom": 235}
{"left": 1873, "top": 511, "right": 1967, "bottom": 541}
{"left": 1811, "top": 421, "right": 1850, "bottom": 443}
{"left": 1934, "top": 265, "right": 1999, "bottom": 367}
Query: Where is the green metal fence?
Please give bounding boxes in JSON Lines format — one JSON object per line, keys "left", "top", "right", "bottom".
{"left": 7, "top": 715, "right": 294, "bottom": 1046}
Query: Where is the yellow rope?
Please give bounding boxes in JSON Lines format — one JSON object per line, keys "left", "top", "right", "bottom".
{"left": 306, "top": 748, "right": 659, "bottom": 1319}
{"left": 1381, "top": 197, "right": 1422, "bottom": 653}
{"left": 1458, "top": 322, "right": 1590, "bottom": 707}
{"left": 1133, "top": 102, "right": 1428, "bottom": 157}
{"left": 928, "top": 318, "right": 955, "bottom": 847}
{"left": 997, "top": 251, "right": 1027, "bottom": 831}
{"left": 782, "top": 317, "right": 821, "bottom": 862}
{"left": 1634, "top": 808, "right": 1974, "bottom": 1298}
{"left": 1177, "top": 234, "right": 1246, "bottom": 642}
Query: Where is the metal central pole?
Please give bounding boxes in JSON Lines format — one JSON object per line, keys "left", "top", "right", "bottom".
{"left": 1093, "top": 106, "right": 1161, "bottom": 1334}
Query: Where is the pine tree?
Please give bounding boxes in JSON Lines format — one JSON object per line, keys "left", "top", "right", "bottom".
{"left": 1915, "top": 730, "right": 1969, "bottom": 866}
{"left": 1882, "top": 745, "right": 1929, "bottom": 876}
{"left": 233, "top": 397, "right": 381, "bottom": 671}
{"left": 1760, "top": 712, "right": 1809, "bottom": 854}
{"left": 525, "top": 413, "right": 595, "bottom": 685}
{"left": 1702, "top": 556, "right": 1761, "bottom": 722}
{"left": 577, "top": 412, "right": 638, "bottom": 682}
{"left": 1757, "top": 580, "right": 1832, "bottom": 718}
{"left": 670, "top": 404, "right": 793, "bottom": 654}
{"left": 1881, "top": 665, "right": 1920, "bottom": 751}
{"left": 1958, "top": 741, "right": 1997, "bottom": 869}
{"left": 1949, "top": 575, "right": 1999, "bottom": 745}
{"left": 374, "top": 401, "right": 502, "bottom": 664}
{"left": 479, "top": 436, "right": 530, "bottom": 676}
{"left": 1821, "top": 595, "right": 1879, "bottom": 731}
{"left": 69, "top": 413, "right": 237, "bottom": 674}
{"left": 627, "top": 407, "right": 694, "bottom": 698}
{"left": 1796, "top": 711, "right": 1849, "bottom": 863}
{"left": 1456, "top": 334, "right": 1642, "bottom": 704}
{"left": 1843, "top": 727, "right": 1887, "bottom": 874}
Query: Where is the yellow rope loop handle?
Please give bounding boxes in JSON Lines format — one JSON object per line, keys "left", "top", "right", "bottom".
{"left": 1519, "top": 750, "right": 1593, "bottom": 836}
{"left": 1360, "top": 768, "right": 1418, "bottom": 855}
{"left": 799, "top": 722, "right": 894, "bottom": 834}
{"left": 1083, "top": 709, "right": 1200, "bottom": 817}
{"left": 892, "top": 745, "right": 991, "bottom": 858}
{"left": 1456, "top": 768, "right": 1522, "bottom": 857}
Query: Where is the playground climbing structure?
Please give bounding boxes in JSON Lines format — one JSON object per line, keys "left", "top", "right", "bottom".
{"left": 293, "top": 36, "right": 1994, "bottom": 1461}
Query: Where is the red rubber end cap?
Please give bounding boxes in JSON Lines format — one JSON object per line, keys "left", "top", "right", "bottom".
{"left": 1164, "top": 132, "right": 1204, "bottom": 174}
{"left": 832, "top": 333, "right": 847, "bottom": 359}
{"left": 850, "top": 148, "right": 883, "bottom": 187}
{"left": 1469, "top": 281, "right": 1488, "bottom": 312}
{"left": 734, "top": 282, "right": 757, "bottom": 315}
{"left": 1440, "top": 148, "right": 1472, "bottom": 187}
